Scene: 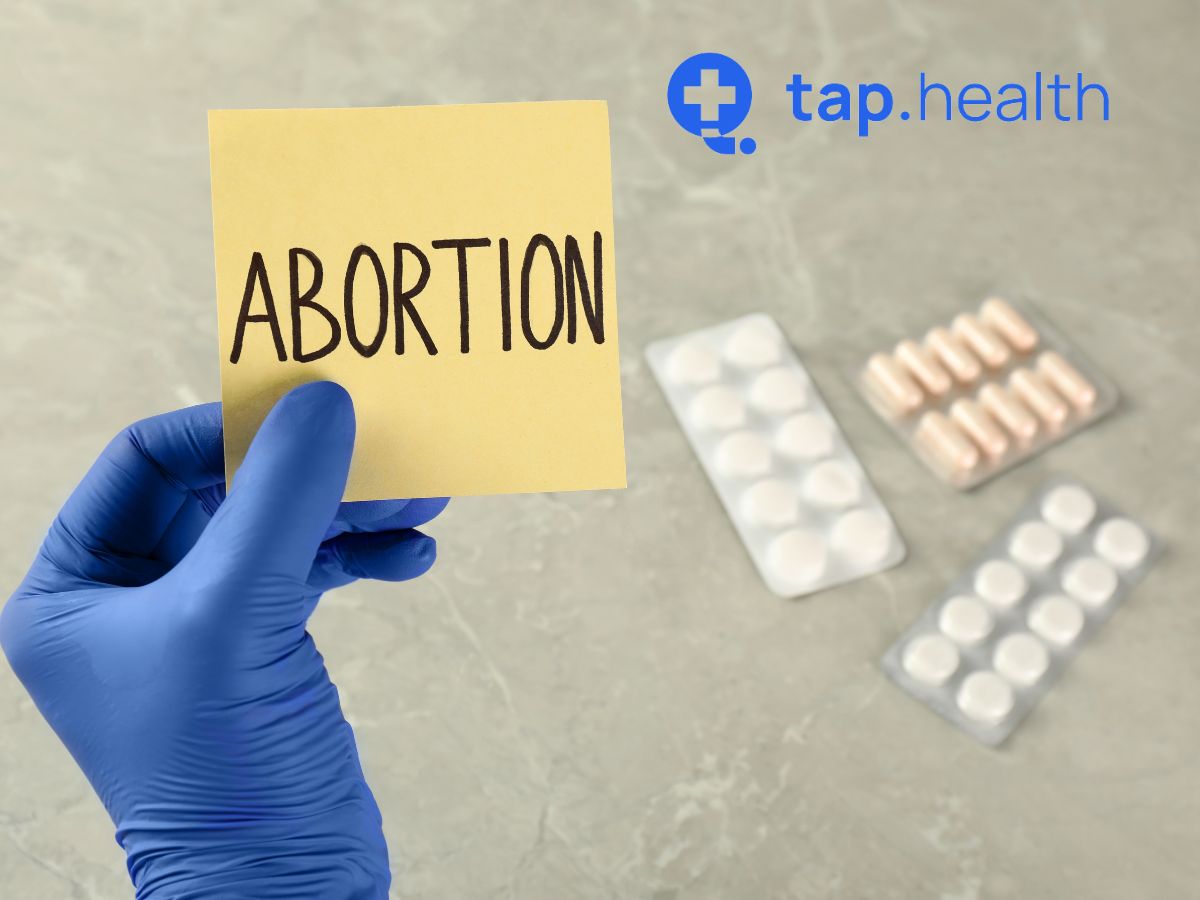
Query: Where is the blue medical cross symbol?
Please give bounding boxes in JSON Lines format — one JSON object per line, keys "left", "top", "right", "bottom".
{"left": 683, "top": 68, "right": 738, "bottom": 124}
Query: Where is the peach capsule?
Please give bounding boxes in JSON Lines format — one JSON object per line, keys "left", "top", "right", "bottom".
{"left": 952, "top": 313, "right": 1010, "bottom": 369}
{"left": 980, "top": 297, "right": 1039, "bottom": 353}
{"left": 925, "top": 327, "right": 982, "bottom": 385}
{"left": 915, "top": 410, "right": 980, "bottom": 475}
{"left": 865, "top": 353, "right": 923, "bottom": 414}
{"left": 895, "top": 339, "right": 952, "bottom": 396}
{"left": 978, "top": 383, "right": 1039, "bottom": 445}
{"left": 1037, "top": 351, "right": 1096, "bottom": 411}
{"left": 1010, "top": 368, "right": 1069, "bottom": 429}
{"left": 949, "top": 398, "right": 1009, "bottom": 459}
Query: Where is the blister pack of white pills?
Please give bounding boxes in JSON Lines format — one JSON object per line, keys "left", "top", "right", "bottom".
{"left": 646, "top": 314, "right": 906, "bottom": 598}
{"left": 882, "top": 478, "right": 1160, "bottom": 745}
{"left": 856, "top": 297, "right": 1118, "bottom": 489}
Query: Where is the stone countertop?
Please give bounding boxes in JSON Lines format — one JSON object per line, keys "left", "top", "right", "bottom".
{"left": 1, "top": 1, "right": 1196, "bottom": 897}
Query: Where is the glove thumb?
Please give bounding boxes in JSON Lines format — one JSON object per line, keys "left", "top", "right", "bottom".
{"left": 177, "top": 381, "right": 355, "bottom": 592}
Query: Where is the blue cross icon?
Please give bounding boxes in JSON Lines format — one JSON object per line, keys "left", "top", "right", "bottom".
{"left": 667, "top": 53, "right": 756, "bottom": 155}
{"left": 683, "top": 68, "right": 739, "bottom": 124}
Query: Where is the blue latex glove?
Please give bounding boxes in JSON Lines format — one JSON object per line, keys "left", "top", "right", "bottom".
{"left": 1, "top": 382, "right": 447, "bottom": 899}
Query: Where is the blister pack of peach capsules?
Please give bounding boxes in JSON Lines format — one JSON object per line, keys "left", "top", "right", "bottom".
{"left": 856, "top": 298, "right": 1118, "bottom": 488}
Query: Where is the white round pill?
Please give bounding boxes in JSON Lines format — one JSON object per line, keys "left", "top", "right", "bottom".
{"left": 723, "top": 320, "right": 782, "bottom": 369}
{"left": 740, "top": 478, "right": 799, "bottom": 528}
{"left": 714, "top": 431, "right": 772, "bottom": 478}
{"left": 938, "top": 595, "right": 994, "bottom": 646}
{"left": 993, "top": 633, "right": 1050, "bottom": 687}
{"left": 666, "top": 340, "right": 720, "bottom": 385}
{"left": 1094, "top": 518, "right": 1150, "bottom": 570}
{"left": 1008, "top": 520, "right": 1064, "bottom": 569}
{"left": 831, "top": 509, "right": 893, "bottom": 566}
{"left": 802, "top": 459, "right": 862, "bottom": 509}
{"left": 956, "top": 671, "right": 1015, "bottom": 725}
{"left": 775, "top": 412, "right": 834, "bottom": 460}
{"left": 973, "top": 559, "right": 1028, "bottom": 609}
{"left": 1027, "top": 594, "right": 1085, "bottom": 646}
{"left": 1041, "top": 484, "right": 1097, "bottom": 534}
{"left": 689, "top": 386, "right": 746, "bottom": 431}
{"left": 767, "top": 528, "right": 828, "bottom": 587}
{"left": 749, "top": 367, "right": 808, "bottom": 414}
{"left": 1062, "top": 556, "right": 1119, "bottom": 607}
{"left": 902, "top": 633, "right": 960, "bottom": 687}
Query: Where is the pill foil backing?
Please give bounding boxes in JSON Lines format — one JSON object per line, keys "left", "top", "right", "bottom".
{"left": 880, "top": 477, "right": 1161, "bottom": 746}
{"left": 646, "top": 314, "right": 906, "bottom": 598}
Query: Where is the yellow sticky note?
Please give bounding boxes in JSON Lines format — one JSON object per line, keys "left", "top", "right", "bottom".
{"left": 208, "top": 101, "right": 626, "bottom": 500}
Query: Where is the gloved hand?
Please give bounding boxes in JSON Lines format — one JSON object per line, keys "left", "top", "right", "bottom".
{"left": 1, "top": 381, "right": 447, "bottom": 899}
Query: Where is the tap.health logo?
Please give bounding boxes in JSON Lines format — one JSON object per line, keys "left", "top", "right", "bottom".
{"left": 668, "top": 52, "right": 1112, "bottom": 154}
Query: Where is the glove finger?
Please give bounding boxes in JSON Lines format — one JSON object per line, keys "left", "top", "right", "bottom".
{"left": 307, "top": 529, "right": 437, "bottom": 593}
{"left": 153, "top": 492, "right": 447, "bottom": 569}
{"left": 180, "top": 382, "right": 355, "bottom": 586}
{"left": 31, "top": 403, "right": 224, "bottom": 589}
{"left": 153, "top": 493, "right": 447, "bottom": 565}
{"left": 334, "top": 499, "right": 412, "bottom": 527}
{"left": 326, "top": 497, "right": 450, "bottom": 539}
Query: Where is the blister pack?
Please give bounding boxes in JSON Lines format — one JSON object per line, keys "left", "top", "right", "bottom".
{"left": 881, "top": 478, "right": 1160, "bottom": 745}
{"left": 646, "top": 314, "right": 906, "bottom": 598}
{"left": 856, "top": 297, "right": 1117, "bottom": 489}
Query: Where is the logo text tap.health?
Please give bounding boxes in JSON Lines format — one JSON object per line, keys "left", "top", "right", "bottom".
{"left": 668, "top": 53, "right": 1112, "bottom": 150}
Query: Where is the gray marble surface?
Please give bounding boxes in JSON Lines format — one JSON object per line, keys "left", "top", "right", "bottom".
{"left": 1, "top": 1, "right": 1197, "bottom": 897}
